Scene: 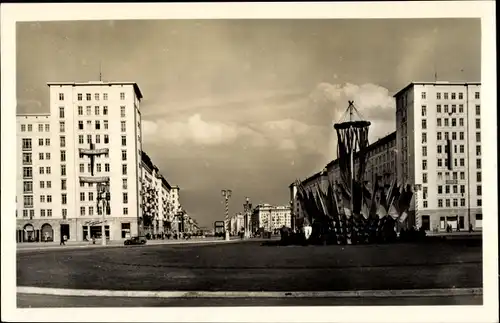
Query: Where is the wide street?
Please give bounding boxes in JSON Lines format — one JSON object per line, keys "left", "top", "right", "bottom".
{"left": 16, "top": 237, "right": 482, "bottom": 307}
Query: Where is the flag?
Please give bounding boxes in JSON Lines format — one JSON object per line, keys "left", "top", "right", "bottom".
{"left": 388, "top": 203, "right": 398, "bottom": 220}
{"left": 360, "top": 198, "right": 370, "bottom": 219}
{"left": 376, "top": 204, "right": 387, "bottom": 219}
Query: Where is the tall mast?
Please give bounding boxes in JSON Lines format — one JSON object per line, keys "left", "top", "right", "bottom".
{"left": 349, "top": 101, "right": 355, "bottom": 214}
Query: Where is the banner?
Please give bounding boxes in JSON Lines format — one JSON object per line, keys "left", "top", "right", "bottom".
{"left": 79, "top": 176, "right": 110, "bottom": 183}
{"left": 79, "top": 148, "right": 109, "bottom": 155}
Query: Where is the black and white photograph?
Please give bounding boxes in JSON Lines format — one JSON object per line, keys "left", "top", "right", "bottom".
{"left": 1, "top": 2, "right": 497, "bottom": 322}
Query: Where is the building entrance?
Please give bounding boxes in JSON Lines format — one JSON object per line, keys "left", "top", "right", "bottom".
{"left": 60, "top": 224, "right": 70, "bottom": 241}
{"left": 89, "top": 225, "right": 110, "bottom": 239}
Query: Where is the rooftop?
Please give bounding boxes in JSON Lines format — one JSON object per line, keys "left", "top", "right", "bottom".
{"left": 47, "top": 81, "right": 143, "bottom": 100}
{"left": 393, "top": 81, "right": 481, "bottom": 98}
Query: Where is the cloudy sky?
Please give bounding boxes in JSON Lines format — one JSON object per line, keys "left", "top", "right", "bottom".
{"left": 17, "top": 19, "right": 480, "bottom": 227}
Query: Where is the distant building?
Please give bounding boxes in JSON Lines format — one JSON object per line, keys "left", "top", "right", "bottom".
{"left": 230, "top": 213, "right": 245, "bottom": 235}
{"left": 140, "top": 151, "right": 175, "bottom": 237}
{"left": 251, "top": 204, "right": 291, "bottom": 232}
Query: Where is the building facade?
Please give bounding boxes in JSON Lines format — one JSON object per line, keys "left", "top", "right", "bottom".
{"left": 395, "top": 82, "right": 482, "bottom": 232}
{"left": 251, "top": 204, "right": 292, "bottom": 232}
{"left": 292, "top": 132, "right": 397, "bottom": 227}
{"left": 140, "top": 151, "right": 176, "bottom": 237}
{"left": 16, "top": 81, "right": 146, "bottom": 242}
{"left": 230, "top": 213, "right": 245, "bottom": 235}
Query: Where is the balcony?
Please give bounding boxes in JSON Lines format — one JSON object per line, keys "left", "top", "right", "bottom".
{"left": 22, "top": 146, "right": 32, "bottom": 151}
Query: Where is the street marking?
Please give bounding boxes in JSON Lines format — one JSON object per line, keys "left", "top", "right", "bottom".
{"left": 17, "top": 287, "right": 482, "bottom": 298}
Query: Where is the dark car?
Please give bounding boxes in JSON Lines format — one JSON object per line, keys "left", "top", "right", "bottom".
{"left": 124, "top": 236, "right": 147, "bottom": 245}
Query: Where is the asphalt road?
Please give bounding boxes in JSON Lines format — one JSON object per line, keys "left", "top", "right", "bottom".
{"left": 17, "top": 294, "right": 482, "bottom": 307}
{"left": 17, "top": 239, "right": 482, "bottom": 292}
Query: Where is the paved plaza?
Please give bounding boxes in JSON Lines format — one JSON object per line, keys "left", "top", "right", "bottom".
{"left": 17, "top": 238, "right": 482, "bottom": 306}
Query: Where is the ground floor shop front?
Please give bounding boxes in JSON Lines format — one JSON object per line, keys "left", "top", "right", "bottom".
{"left": 416, "top": 208, "right": 482, "bottom": 233}
{"left": 16, "top": 217, "right": 139, "bottom": 243}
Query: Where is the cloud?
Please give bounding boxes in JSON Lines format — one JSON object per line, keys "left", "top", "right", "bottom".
{"left": 143, "top": 114, "right": 241, "bottom": 146}
{"left": 309, "top": 82, "right": 396, "bottom": 143}
{"left": 143, "top": 82, "right": 396, "bottom": 159}
{"left": 17, "top": 99, "right": 43, "bottom": 113}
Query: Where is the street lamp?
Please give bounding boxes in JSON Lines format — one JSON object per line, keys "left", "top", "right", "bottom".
{"left": 221, "top": 189, "right": 232, "bottom": 241}
{"left": 96, "top": 182, "right": 110, "bottom": 246}
{"left": 243, "top": 197, "right": 252, "bottom": 238}
{"left": 289, "top": 200, "right": 294, "bottom": 231}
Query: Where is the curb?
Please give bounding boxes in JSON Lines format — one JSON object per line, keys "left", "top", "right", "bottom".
{"left": 17, "top": 287, "right": 483, "bottom": 298}
{"left": 16, "top": 239, "right": 244, "bottom": 252}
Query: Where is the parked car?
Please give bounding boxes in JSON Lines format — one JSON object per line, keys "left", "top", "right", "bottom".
{"left": 124, "top": 236, "right": 147, "bottom": 245}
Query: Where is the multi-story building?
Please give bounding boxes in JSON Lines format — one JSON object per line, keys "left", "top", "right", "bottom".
{"left": 395, "top": 81, "right": 482, "bottom": 232}
{"left": 291, "top": 131, "right": 397, "bottom": 227}
{"left": 251, "top": 204, "right": 292, "bottom": 232}
{"left": 140, "top": 150, "right": 174, "bottom": 237}
{"left": 16, "top": 81, "right": 145, "bottom": 242}
{"left": 291, "top": 81, "right": 482, "bottom": 234}
{"left": 169, "top": 186, "right": 182, "bottom": 233}
{"left": 230, "top": 213, "right": 245, "bottom": 235}
{"left": 16, "top": 113, "right": 53, "bottom": 242}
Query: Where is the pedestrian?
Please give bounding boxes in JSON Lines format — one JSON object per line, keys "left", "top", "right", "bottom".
{"left": 92, "top": 236, "right": 96, "bottom": 244}
{"left": 63, "top": 234, "right": 67, "bottom": 245}
{"left": 303, "top": 217, "right": 312, "bottom": 241}
{"left": 60, "top": 234, "right": 64, "bottom": 246}
{"left": 469, "top": 223, "right": 473, "bottom": 233}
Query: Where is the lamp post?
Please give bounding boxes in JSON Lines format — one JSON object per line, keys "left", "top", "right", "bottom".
{"left": 221, "top": 189, "right": 232, "bottom": 241}
{"left": 243, "top": 197, "right": 252, "bottom": 239}
{"left": 96, "top": 182, "right": 110, "bottom": 246}
{"left": 290, "top": 200, "right": 294, "bottom": 231}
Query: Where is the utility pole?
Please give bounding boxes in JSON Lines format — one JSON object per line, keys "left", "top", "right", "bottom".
{"left": 221, "top": 189, "right": 232, "bottom": 241}
{"left": 243, "top": 197, "right": 252, "bottom": 238}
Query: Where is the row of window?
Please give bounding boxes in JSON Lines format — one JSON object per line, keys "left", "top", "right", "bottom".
{"left": 59, "top": 104, "right": 127, "bottom": 119}
{"left": 22, "top": 135, "right": 132, "bottom": 151}
{"left": 77, "top": 120, "right": 127, "bottom": 132}
{"left": 73, "top": 105, "right": 127, "bottom": 117}
{"left": 435, "top": 184, "right": 482, "bottom": 195}
{"left": 20, "top": 209, "right": 52, "bottom": 217}
{"left": 421, "top": 104, "right": 480, "bottom": 116}
{"left": 421, "top": 91, "right": 480, "bottom": 100}
{"left": 437, "top": 198, "right": 481, "bottom": 208}
{"left": 421, "top": 118, "right": 480, "bottom": 130}
{"left": 422, "top": 160, "right": 482, "bottom": 183}
{"left": 23, "top": 159, "right": 131, "bottom": 179}
{"left": 20, "top": 124, "right": 50, "bottom": 132}
{"left": 71, "top": 92, "right": 126, "bottom": 101}
{"left": 421, "top": 131, "right": 481, "bottom": 143}
{"left": 39, "top": 195, "right": 53, "bottom": 203}
{"left": 421, "top": 199, "right": 482, "bottom": 208}
{"left": 78, "top": 206, "right": 129, "bottom": 216}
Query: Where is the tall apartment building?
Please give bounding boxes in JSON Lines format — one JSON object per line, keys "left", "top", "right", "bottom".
{"left": 394, "top": 82, "right": 482, "bottom": 232}
{"left": 251, "top": 204, "right": 292, "bottom": 232}
{"left": 169, "top": 186, "right": 182, "bottom": 233}
{"left": 16, "top": 81, "right": 144, "bottom": 242}
{"left": 140, "top": 151, "right": 174, "bottom": 237}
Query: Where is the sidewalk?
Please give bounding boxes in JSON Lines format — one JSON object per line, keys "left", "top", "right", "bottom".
{"left": 17, "top": 237, "right": 242, "bottom": 252}
{"left": 426, "top": 231, "right": 482, "bottom": 237}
